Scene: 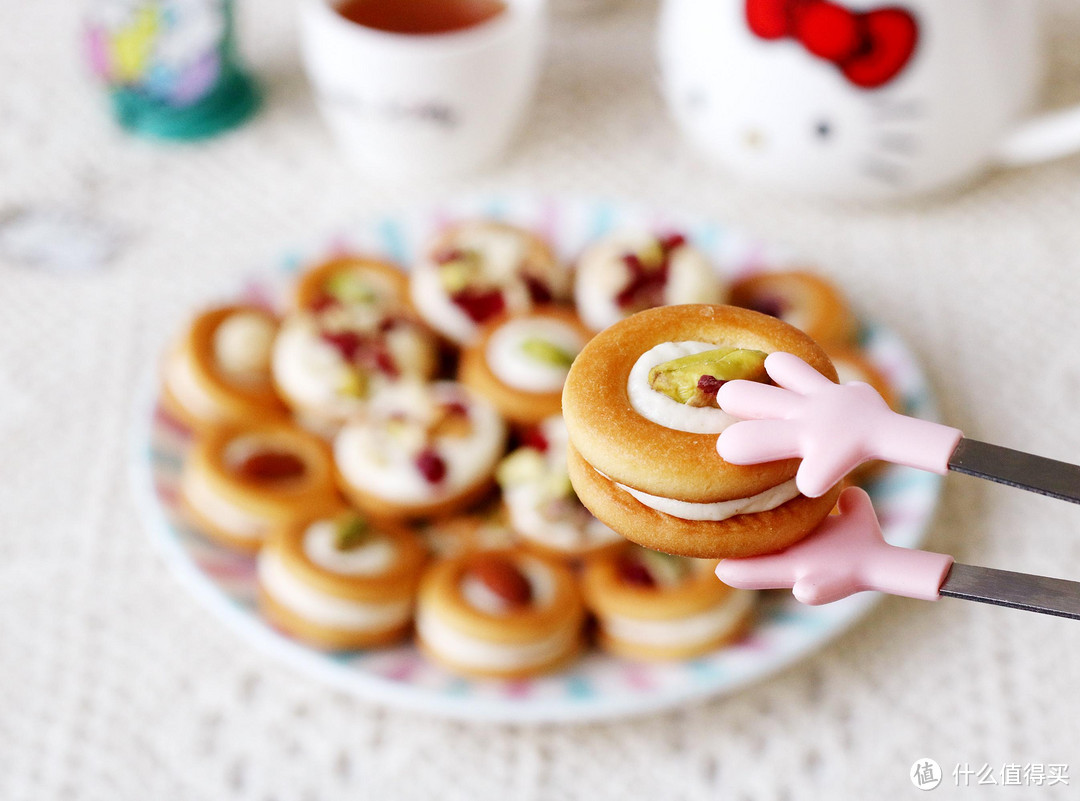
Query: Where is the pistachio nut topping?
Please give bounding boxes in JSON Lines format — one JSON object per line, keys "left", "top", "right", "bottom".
{"left": 648, "top": 347, "right": 768, "bottom": 408}
{"left": 334, "top": 514, "right": 371, "bottom": 551}
{"left": 325, "top": 272, "right": 378, "bottom": 305}
{"left": 520, "top": 338, "right": 576, "bottom": 369}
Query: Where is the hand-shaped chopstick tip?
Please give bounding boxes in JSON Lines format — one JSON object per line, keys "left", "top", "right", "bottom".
{"left": 715, "top": 487, "right": 954, "bottom": 604}
{"left": 716, "top": 352, "right": 962, "bottom": 497}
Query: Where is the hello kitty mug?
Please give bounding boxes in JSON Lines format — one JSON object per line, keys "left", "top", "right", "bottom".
{"left": 658, "top": 0, "right": 1080, "bottom": 200}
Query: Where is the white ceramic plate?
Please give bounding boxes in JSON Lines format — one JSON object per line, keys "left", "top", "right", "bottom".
{"left": 130, "top": 196, "right": 944, "bottom": 723}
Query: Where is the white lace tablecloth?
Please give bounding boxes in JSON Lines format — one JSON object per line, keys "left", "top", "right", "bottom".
{"left": 4, "top": 1, "right": 1080, "bottom": 798}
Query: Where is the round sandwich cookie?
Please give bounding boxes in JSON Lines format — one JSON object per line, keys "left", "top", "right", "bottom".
{"left": 562, "top": 304, "right": 842, "bottom": 558}
{"left": 272, "top": 302, "right": 438, "bottom": 436}
{"left": 180, "top": 421, "right": 340, "bottom": 552}
{"left": 582, "top": 545, "right": 756, "bottom": 661}
{"left": 495, "top": 417, "right": 623, "bottom": 559}
{"left": 291, "top": 254, "right": 413, "bottom": 314}
{"left": 409, "top": 220, "right": 571, "bottom": 345}
{"left": 459, "top": 306, "right": 591, "bottom": 428}
{"left": 416, "top": 549, "right": 585, "bottom": 679}
{"left": 574, "top": 230, "right": 724, "bottom": 333}
{"left": 729, "top": 270, "right": 858, "bottom": 348}
{"left": 258, "top": 509, "right": 427, "bottom": 650}
{"left": 333, "top": 380, "right": 508, "bottom": 521}
{"left": 161, "top": 304, "right": 287, "bottom": 430}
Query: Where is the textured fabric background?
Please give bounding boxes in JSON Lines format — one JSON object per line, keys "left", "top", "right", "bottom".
{"left": 3, "top": 1, "right": 1080, "bottom": 798}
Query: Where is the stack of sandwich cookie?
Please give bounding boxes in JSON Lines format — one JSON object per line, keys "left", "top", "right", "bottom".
{"left": 333, "top": 380, "right": 507, "bottom": 520}
{"left": 563, "top": 304, "right": 842, "bottom": 558}
{"left": 729, "top": 270, "right": 858, "bottom": 349}
{"left": 416, "top": 549, "right": 584, "bottom": 678}
{"left": 574, "top": 230, "right": 724, "bottom": 333}
{"left": 459, "top": 306, "right": 591, "bottom": 428}
{"left": 583, "top": 545, "right": 756, "bottom": 661}
{"left": 180, "top": 420, "right": 340, "bottom": 552}
{"left": 409, "top": 221, "right": 572, "bottom": 345}
{"left": 162, "top": 304, "right": 286, "bottom": 430}
{"left": 290, "top": 255, "right": 415, "bottom": 313}
{"left": 496, "top": 416, "right": 623, "bottom": 559}
{"left": 258, "top": 510, "right": 427, "bottom": 650}
{"left": 273, "top": 258, "right": 439, "bottom": 436}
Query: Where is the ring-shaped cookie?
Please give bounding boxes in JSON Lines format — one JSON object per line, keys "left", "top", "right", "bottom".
{"left": 729, "top": 270, "right": 858, "bottom": 348}
{"left": 292, "top": 255, "right": 412, "bottom": 313}
{"left": 582, "top": 547, "right": 756, "bottom": 660}
{"left": 181, "top": 421, "right": 340, "bottom": 552}
{"left": 258, "top": 511, "right": 427, "bottom": 649}
{"left": 161, "top": 305, "right": 287, "bottom": 430}
{"left": 459, "top": 306, "right": 591, "bottom": 428}
{"left": 563, "top": 304, "right": 837, "bottom": 501}
{"left": 416, "top": 549, "right": 584, "bottom": 678}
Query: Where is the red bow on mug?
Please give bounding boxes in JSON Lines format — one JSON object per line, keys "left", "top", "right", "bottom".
{"left": 745, "top": 0, "right": 918, "bottom": 89}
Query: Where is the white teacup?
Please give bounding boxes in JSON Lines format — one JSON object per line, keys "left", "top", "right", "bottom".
{"left": 658, "top": 0, "right": 1080, "bottom": 200}
{"left": 299, "top": 0, "right": 547, "bottom": 181}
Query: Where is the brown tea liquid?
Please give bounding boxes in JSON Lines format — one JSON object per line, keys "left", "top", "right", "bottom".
{"left": 336, "top": 0, "right": 507, "bottom": 35}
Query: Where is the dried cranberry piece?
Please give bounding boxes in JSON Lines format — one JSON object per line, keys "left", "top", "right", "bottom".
{"left": 236, "top": 451, "right": 306, "bottom": 482}
{"left": 433, "top": 248, "right": 465, "bottom": 265}
{"left": 622, "top": 252, "right": 646, "bottom": 276}
{"left": 749, "top": 295, "right": 786, "bottom": 319}
{"left": 697, "top": 375, "right": 725, "bottom": 398}
{"left": 659, "top": 233, "right": 687, "bottom": 253}
{"left": 416, "top": 448, "right": 447, "bottom": 484}
{"left": 616, "top": 556, "right": 656, "bottom": 588}
{"left": 521, "top": 427, "right": 549, "bottom": 453}
{"left": 615, "top": 251, "right": 669, "bottom": 311}
{"left": 377, "top": 316, "right": 401, "bottom": 334}
{"left": 320, "top": 330, "right": 363, "bottom": 362}
{"left": 523, "top": 274, "right": 552, "bottom": 305}
{"left": 373, "top": 349, "right": 399, "bottom": 378}
{"left": 442, "top": 401, "right": 469, "bottom": 417}
{"left": 451, "top": 287, "right": 506, "bottom": 323}
{"left": 309, "top": 293, "right": 340, "bottom": 313}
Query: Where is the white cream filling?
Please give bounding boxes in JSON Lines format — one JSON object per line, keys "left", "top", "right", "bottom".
{"left": 334, "top": 382, "right": 506, "bottom": 503}
{"left": 164, "top": 348, "right": 221, "bottom": 421}
{"left": 302, "top": 520, "right": 397, "bottom": 576}
{"left": 627, "top": 341, "right": 743, "bottom": 434}
{"left": 485, "top": 317, "right": 583, "bottom": 393}
{"left": 410, "top": 260, "right": 481, "bottom": 345}
{"left": 664, "top": 249, "right": 724, "bottom": 306}
{"left": 272, "top": 317, "right": 365, "bottom": 420}
{"left": 505, "top": 484, "right": 623, "bottom": 551}
{"left": 181, "top": 465, "right": 266, "bottom": 541}
{"left": 614, "top": 476, "right": 801, "bottom": 522}
{"left": 574, "top": 232, "right": 720, "bottom": 332}
{"left": 575, "top": 231, "right": 652, "bottom": 332}
{"left": 417, "top": 608, "right": 577, "bottom": 671}
{"left": 213, "top": 312, "right": 275, "bottom": 383}
{"left": 411, "top": 225, "right": 542, "bottom": 345}
{"left": 258, "top": 548, "right": 411, "bottom": 631}
{"left": 602, "top": 589, "right": 756, "bottom": 648}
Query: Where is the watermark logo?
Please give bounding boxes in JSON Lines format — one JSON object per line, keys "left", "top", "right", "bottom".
{"left": 911, "top": 758, "right": 942, "bottom": 790}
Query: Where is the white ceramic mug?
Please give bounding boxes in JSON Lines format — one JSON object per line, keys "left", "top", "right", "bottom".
{"left": 299, "top": 0, "right": 547, "bottom": 181}
{"left": 658, "top": 0, "right": 1080, "bottom": 200}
